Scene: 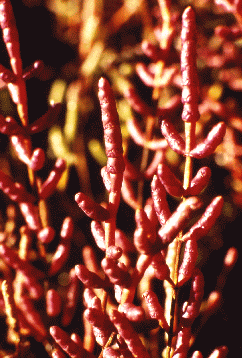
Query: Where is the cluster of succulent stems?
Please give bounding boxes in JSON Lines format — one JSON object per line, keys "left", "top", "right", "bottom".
{"left": 0, "top": 0, "right": 239, "bottom": 358}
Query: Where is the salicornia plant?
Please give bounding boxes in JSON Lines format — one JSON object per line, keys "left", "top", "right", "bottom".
{"left": 0, "top": 0, "right": 240, "bottom": 357}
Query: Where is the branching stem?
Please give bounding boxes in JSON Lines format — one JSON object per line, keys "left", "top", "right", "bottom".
{"left": 166, "top": 120, "right": 197, "bottom": 358}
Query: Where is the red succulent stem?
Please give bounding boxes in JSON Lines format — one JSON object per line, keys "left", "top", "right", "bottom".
{"left": 98, "top": 77, "right": 124, "bottom": 247}
{"left": 166, "top": 6, "right": 199, "bottom": 358}
{"left": 0, "top": 0, "right": 28, "bottom": 125}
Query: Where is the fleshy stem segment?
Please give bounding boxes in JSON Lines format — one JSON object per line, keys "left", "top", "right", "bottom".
{"left": 98, "top": 77, "right": 125, "bottom": 313}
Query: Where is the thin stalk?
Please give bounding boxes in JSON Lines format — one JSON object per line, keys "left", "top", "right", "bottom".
{"left": 36, "top": 178, "right": 47, "bottom": 261}
{"left": 101, "top": 290, "right": 108, "bottom": 313}
{"left": 104, "top": 173, "right": 123, "bottom": 248}
{"left": 183, "top": 122, "right": 196, "bottom": 190}
{"left": 166, "top": 121, "right": 196, "bottom": 358}
{"left": 104, "top": 218, "right": 115, "bottom": 249}
{"left": 98, "top": 332, "right": 116, "bottom": 358}
{"left": 165, "top": 237, "right": 181, "bottom": 358}
{"left": 17, "top": 103, "right": 28, "bottom": 128}
{"left": 23, "top": 137, "right": 35, "bottom": 188}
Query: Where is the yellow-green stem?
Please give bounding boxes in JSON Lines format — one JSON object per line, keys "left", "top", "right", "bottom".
{"left": 166, "top": 237, "right": 182, "bottom": 358}
{"left": 98, "top": 331, "right": 116, "bottom": 358}
{"left": 36, "top": 179, "right": 48, "bottom": 261}
{"left": 183, "top": 122, "right": 196, "bottom": 190}
{"left": 166, "top": 121, "right": 196, "bottom": 358}
{"left": 104, "top": 218, "right": 116, "bottom": 248}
